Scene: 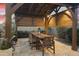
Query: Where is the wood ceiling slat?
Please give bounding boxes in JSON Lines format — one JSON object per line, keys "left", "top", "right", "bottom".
{"left": 34, "top": 3, "right": 44, "bottom": 14}
{"left": 11, "top": 3, "right": 24, "bottom": 13}
{"left": 43, "top": 4, "right": 58, "bottom": 15}
{"left": 28, "top": 3, "right": 34, "bottom": 14}
{"left": 15, "top": 3, "right": 60, "bottom": 17}
{"left": 15, "top": 12, "right": 44, "bottom": 17}
{"left": 30, "top": 4, "right": 39, "bottom": 14}
{"left": 39, "top": 4, "right": 47, "bottom": 15}
{"left": 39, "top": 4, "right": 54, "bottom": 15}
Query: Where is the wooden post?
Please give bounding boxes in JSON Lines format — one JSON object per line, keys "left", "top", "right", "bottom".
{"left": 54, "top": 6, "right": 61, "bottom": 26}
{"left": 44, "top": 16, "right": 49, "bottom": 34}
{"left": 5, "top": 4, "right": 12, "bottom": 40}
{"left": 67, "top": 5, "right": 78, "bottom": 51}
{"left": 55, "top": 11, "right": 59, "bottom": 26}
{"left": 5, "top": 3, "right": 24, "bottom": 40}
{"left": 72, "top": 7, "right": 78, "bottom": 51}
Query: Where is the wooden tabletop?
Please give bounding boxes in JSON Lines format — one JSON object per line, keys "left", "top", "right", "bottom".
{"left": 31, "top": 32, "right": 53, "bottom": 39}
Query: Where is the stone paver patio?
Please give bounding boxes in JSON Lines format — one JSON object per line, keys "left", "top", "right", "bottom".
{"left": 0, "top": 38, "right": 79, "bottom": 56}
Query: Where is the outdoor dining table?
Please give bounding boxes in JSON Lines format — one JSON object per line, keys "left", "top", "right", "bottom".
{"left": 29, "top": 32, "right": 55, "bottom": 56}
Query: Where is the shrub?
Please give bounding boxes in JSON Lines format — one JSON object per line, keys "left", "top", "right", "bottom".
{"left": 66, "top": 28, "right": 79, "bottom": 45}
{"left": 56, "top": 27, "right": 66, "bottom": 39}
{"left": 0, "top": 40, "right": 11, "bottom": 50}
{"left": 17, "top": 31, "right": 29, "bottom": 38}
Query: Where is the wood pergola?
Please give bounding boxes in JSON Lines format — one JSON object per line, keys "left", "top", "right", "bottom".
{"left": 5, "top": 3, "right": 78, "bottom": 51}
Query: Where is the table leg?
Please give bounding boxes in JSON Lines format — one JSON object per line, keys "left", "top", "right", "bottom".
{"left": 42, "top": 47, "right": 44, "bottom": 56}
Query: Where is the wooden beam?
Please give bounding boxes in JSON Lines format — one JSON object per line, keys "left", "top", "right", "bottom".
{"left": 67, "top": 6, "right": 77, "bottom": 51}
{"left": 44, "top": 16, "right": 49, "bottom": 34}
{"left": 54, "top": 10, "right": 59, "bottom": 26}
{"left": 63, "top": 12, "right": 72, "bottom": 19}
{"left": 5, "top": 4, "right": 12, "bottom": 40}
{"left": 53, "top": 6, "right": 61, "bottom": 26}
{"left": 72, "top": 8, "right": 77, "bottom": 51}
{"left": 11, "top": 3, "right": 24, "bottom": 13}
{"left": 54, "top": 6, "right": 61, "bottom": 12}
{"left": 39, "top": 4, "right": 47, "bottom": 15}
{"left": 15, "top": 13, "right": 44, "bottom": 17}
{"left": 41, "top": 4, "right": 52, "bottom": 15}
{"left": 35, "top": 4, "right": 44, "bottom": 14}
{"left": 16, "top": 16, "right": 24, "bottom": 22}
{"left": 28, "top": 3, "right": 33, "bottom": 14}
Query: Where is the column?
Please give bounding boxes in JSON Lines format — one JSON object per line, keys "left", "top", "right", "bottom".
{"left": 5, "top": 4, "right": 12, "bottom": 40}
